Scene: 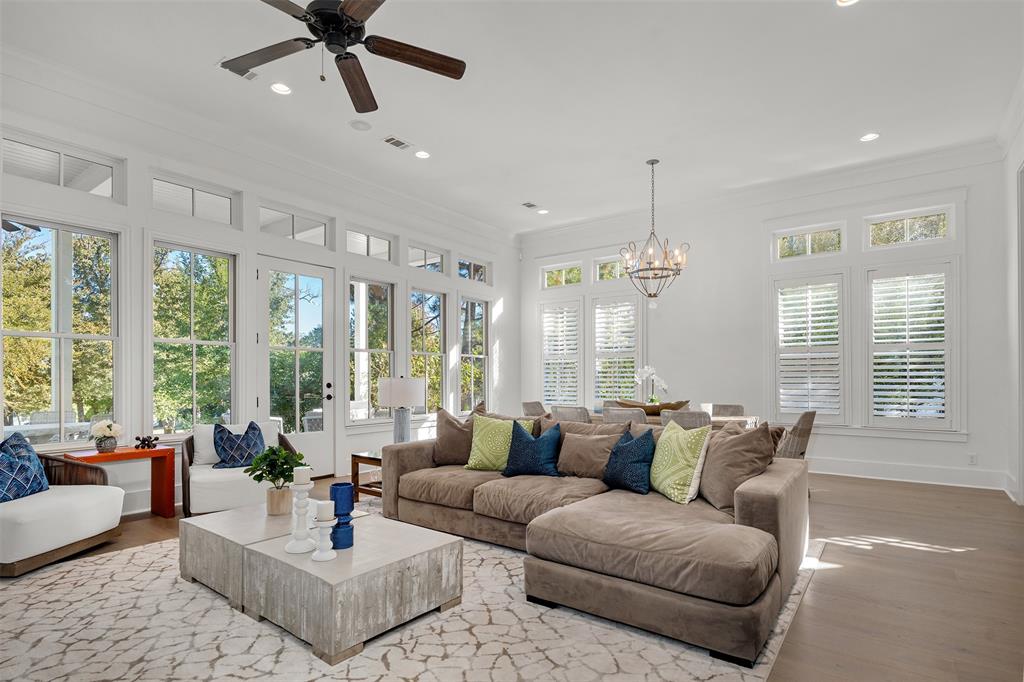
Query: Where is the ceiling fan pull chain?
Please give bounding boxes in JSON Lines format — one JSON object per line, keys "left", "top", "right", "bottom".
{"left": 320, "top": 43, "right": 327, "bottom": 82}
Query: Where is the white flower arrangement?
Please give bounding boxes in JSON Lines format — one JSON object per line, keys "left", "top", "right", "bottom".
{"left": 634, "top": 366, "right": 669, "bottom": 403}
{"left": 90, "top": 420, "right": 123, "bottom": 440}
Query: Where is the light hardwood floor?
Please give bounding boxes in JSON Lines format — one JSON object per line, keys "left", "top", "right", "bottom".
{"left": 79, "top": 473, "right": 1024, "bottom": 681}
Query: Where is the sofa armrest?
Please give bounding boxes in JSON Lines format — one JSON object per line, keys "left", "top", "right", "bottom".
{"left": 381, "top": 439, "right": 436, "bottom": 519}
{"left": 38, "top": 454, "right": 109, "bottom": 486}
{"left": 734, "top": 458, "right": 808, "bottom": 596}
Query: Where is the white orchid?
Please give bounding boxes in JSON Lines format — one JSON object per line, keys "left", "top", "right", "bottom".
{"left": 90, "top": 420, "right": 123, "bottom": 439}
{"left": 653, "top": 375, "right": 669, "bottom": 393}
{"left": 634, "top": 365, "right": 657, "bottom": 384}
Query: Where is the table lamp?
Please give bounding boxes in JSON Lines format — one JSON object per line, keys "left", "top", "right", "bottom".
{"left": 379, "top": 376, "right": 425, "bottom": 443}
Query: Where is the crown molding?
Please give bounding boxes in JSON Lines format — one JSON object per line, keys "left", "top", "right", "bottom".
{"left": 997, "top": 65, "right": 1024, "bottom": 150}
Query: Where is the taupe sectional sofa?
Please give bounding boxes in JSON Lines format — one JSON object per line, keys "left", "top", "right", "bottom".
{"left": 382, "top": 426, "right": 808, "bottom": 666}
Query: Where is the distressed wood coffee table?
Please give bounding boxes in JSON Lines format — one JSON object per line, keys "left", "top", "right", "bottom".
{"left": 179, "top": 504, "right": 294, "bottom": 610}
{"left": 242, "top": 515, "right": 463, "bottom": 665}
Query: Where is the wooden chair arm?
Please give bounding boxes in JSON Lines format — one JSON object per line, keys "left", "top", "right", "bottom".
{"left": 37, "top": 453, "right": 109, "bottom": 486}
{"left": 279, "top": 432, "right": 299, "bottom": 455}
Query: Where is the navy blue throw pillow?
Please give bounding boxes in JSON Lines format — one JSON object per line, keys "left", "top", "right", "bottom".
{"left": 0, "top": 432, "right": 49, "bottom": 503}
{"left": 503, "top": 421, "right": 560, "bottom": 477}
{"left": 603, "top": 429, "right": 655, "bottom": 494}
{"left": 213, "top": 422, "right": 265, "bottom": 469}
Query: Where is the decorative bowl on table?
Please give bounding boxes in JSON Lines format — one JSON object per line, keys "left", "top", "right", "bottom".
{"left": 615, "top": 399, "right": 689, "bottom": 416}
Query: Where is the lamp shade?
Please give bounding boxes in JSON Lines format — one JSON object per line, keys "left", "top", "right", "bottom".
{"left": 378, "top": 377, "right": 425, "bottom": 408}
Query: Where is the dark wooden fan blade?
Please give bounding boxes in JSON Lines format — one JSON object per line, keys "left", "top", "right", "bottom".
{"left": 259, "top": 0, "right": 312, "bottom": 21}
{"left": 336, "top": 54, "right": 378, "bottom": 113}
{"left": 342, "top": 0, "right": 385, "bottom": 23}
{"left": 221, "top": 38, "right": 314, "bottom": 76}
{"left": 363, "top": 35, "right": 466, "bottom": 79}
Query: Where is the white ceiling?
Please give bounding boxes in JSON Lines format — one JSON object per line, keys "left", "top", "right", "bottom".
{"left": 2, "top": 1, "right": 1022, "bottom": 232}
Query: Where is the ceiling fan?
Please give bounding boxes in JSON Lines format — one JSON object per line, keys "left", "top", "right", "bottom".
{"left": 221, "top": 0, "right": 466, "bottom": 113}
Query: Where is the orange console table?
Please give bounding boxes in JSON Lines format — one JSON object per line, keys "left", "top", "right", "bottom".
{"left": 64, "top": 446, "right": 176, "bottom": 518}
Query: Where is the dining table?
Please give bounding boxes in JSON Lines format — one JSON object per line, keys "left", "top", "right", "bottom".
{"left": 591, "top": 414, "right": 759, "bottom": 429}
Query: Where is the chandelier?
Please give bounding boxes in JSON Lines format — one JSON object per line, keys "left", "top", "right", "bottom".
{"left": 619, "top": 159, "right": 690, "bottom": 306}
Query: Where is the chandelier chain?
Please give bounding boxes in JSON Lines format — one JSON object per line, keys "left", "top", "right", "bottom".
{"left": 650, "top": 162, "right": 655, "bottom": 232}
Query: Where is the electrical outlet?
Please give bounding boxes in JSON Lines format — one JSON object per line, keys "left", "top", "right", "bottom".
{"left": 967, "top": 454, "right": 978, "bottom": 466}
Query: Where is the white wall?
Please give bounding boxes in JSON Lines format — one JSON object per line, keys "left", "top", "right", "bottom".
{"left": 521, "top": 141, "right": 1019, "bottom": 497}
{"left": 0, "top": 52, "right": 522, "bottom": 515}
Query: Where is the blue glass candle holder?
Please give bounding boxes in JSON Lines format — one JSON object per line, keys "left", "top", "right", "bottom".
{"left": 330, "top": 482, "right": 354, "bottom": 549}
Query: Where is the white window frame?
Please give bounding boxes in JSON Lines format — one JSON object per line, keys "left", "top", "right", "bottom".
{"left": 770, "top": 272, "right": 847, "bottom": 425}
{"left": 1, "top": 128, "right": 126, "bottom": 204}
{"left": 407, "top": 243, "right": 445, "bottom": 274}
{"left": 771, "top": 221, "right": 845, "bottom": 263}
{"left": 151, "top": 173, "right": 239, "bottom": 227}
{"left": 345, "top": 228, "right": 392, "bottom": 262}
{"left": 257, "top": 201, "right": 331, "bottom": 248}
{"left": 593, "top": 255, "right": 629, "bottom": 283}
{"left": 346, "top": 276, "right": 395, "bottom": 425}
{"left": 542, "top": 262, "right": 583, "bottom": 289}
{"left": 540, "top": 298, "right": 583, "bottom": 406}
{"left": 590, "top": 294, "right": 640, "bottom": 406}
{"left": 409, "top": 288, "right": 446, "bottom": 415}
{"left": 457, "top": 296, "right": 489, "bottom": 415}
{"left": 863, "top": 204, "right": 955, "bottom": 252}
{"left": 456, "top": 257, "right": 490, "bottom": 285}
{"left": 864, "top": 259, "right": 958, "bottom": 431}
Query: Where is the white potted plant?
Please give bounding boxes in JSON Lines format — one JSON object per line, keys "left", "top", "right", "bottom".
{"left": 90, "top": 420, "right": 123, "bottom": 453}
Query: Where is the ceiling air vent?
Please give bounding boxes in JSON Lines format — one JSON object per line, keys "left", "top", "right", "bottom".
{"left": 383, "top": 136, "right": 412, "bottom": 150}
{"left": 521, "top": 202, "right": 537, "bottom": 209}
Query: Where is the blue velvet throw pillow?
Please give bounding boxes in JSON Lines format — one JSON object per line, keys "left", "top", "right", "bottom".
{"left": 0, "top": 432, "right": 49, "bottom": 503}
{"left": 213, "top": 422, "right": 265, "bottom": 469}
{"left": 603, "top": 429, "right": 655, "bottom": 494}
{"left": 502, "top": 421, "right": 561, "bottom": 477}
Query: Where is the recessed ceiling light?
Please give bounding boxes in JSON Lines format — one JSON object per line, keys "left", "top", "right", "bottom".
{"left": 270, "top": 82, "right": 291, "bottom": 95}
{"left": 860, "top": 132, "right": 880, "bottom": 142}
{"left": 836, "top": 0, "right": 860, "bottom": 6}
{"left": 537, "top": 209, "right": 549, "bottom": 215}
{"left": 349, "top": 119, "right": 372, "bottom": 132}
{"left": 415, "top": 151, "right": 430, "bottom": 159}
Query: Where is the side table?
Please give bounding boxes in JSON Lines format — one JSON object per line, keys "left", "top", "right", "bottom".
{"left": 351, "top": 451, "right": 382, "bottom": 502}
{"left": 65, "top": 446, "right": 176, "bottom": 518}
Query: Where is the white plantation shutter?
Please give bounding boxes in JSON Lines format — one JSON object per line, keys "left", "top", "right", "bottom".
{"left": 593, "top": 297, "right": 638, "bottom": 403}
{"left": 870, "top": 270, "right": 948, "bottom": 423}
{"left": 775, "top": 278, "right": 842, "bottom": 418}
{"left": 542, "top": 302, "right": 581, "bottom": 404}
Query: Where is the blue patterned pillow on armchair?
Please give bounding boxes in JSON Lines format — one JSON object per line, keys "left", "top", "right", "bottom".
{"left": 212, "top": 422, "right": 266, "bottom": 469}
{"left": 0, "top": 432, "right": 50, "bottom": 503}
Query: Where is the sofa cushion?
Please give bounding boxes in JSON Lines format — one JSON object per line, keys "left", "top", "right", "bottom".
{"left": 629, "top": 423, "right": 665, "bottom": 444}
{"left": 466, "top": 416, "right": 535, "bottom": 471}
{"left": 503, "top": 421, "right": 560, "bottom": 477}
{"left": 0, "top": 432, "right": 48, "bottom": 503}
{"left": 557, "top": 432, "right": 621, "bottom": 479}
{"left": 650, "top": 422, "right": 712, "bottom": 504}
{"left": 526, "top": 489, "right": 778, "bottom": 606}
{"left": 399, "top": 465, "right": 502, "bottom": 510}
{"left": 700, "top": 422, "right": 776, "bottom": 512}
{"left": 434, "top": 409, "right": 474, "bottom": 466}
{"left": 0, "top": 485, "right": 124, "bottom": 563}
{"left": 539, "top": 417, "right": 628, "bottom": 446}
{"left": 474, "top": 475, "right": 609, "bottom": 525}
{"left": 188, "top": 464, "right": 274, "bottom": 514}
{"left": 193, "top": 421, "right": 280, "bottom": 466}
{"left": 603, "top": 429, "right": 655, "bottom": 494}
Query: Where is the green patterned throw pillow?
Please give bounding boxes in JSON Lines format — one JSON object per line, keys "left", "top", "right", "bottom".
{"left": 465, "top": 415, "right": 535, "bottom": 471}
{"left": 650, "top": 421, "right": 712, "bottom": 504}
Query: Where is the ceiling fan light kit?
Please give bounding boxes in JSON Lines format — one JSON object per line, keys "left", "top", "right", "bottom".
{"left": 221, "top": 0, "right": 466, "bottom": 113}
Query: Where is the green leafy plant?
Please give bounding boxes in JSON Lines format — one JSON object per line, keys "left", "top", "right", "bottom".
{"left": 244, "top": 446, "right": 306, "bottom": 489}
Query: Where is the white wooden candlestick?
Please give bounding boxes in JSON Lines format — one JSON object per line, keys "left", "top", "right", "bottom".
{"left": 311, "top": 519, "right": 337, "bottom": 562}
{"left": 285, "top": 482, "right": 316, "bottom": 554}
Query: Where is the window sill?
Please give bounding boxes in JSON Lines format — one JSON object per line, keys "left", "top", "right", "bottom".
{"left": 804, "top": 424, "right": 968, "bottom": 443}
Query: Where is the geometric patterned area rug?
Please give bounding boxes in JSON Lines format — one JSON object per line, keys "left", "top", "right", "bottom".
{"left": 0, "top": 500, "right": 823, "bottom": 682}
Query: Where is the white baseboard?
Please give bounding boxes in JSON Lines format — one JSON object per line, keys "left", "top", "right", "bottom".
{"left": 808, "top": 456, "right": 1008, "bottom": 491}
{"left": 121, "top": 483, "right": 183, "bottom": 517}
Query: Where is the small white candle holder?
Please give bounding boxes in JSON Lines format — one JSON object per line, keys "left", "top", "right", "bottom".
{"left": 311, "top": 519, "right": 337, "bottom": 562}
{"left": 285, "top": 482, "right": 316, "bottom": 554}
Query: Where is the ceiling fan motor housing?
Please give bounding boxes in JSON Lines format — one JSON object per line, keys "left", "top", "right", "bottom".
{"left": 305, "top": 0, "right": 366, "bottom": 53}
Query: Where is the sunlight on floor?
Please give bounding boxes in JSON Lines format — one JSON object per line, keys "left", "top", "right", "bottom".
{"left": 801, "top": 555, "right": 843, "bottom": 570}
{"left": 817, "top": 535, "right": 977, "bottom": 553}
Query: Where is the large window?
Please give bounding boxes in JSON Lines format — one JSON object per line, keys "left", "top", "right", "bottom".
{"left": 349, "top": 279, "right": 393, "bottom": 421}
{"left": 870, "top": 266, "right": 949, "bottom": 425}
{"left": 459, "top": 298, "right": 488, "bottom": 413}
{"left": 152, "top": 245, "right": 233, "bottom": 433}
{"left": 541, "top": 301, "right": 580, "bottom": 405}
{"left": 774, "top": 277, "right": 843, "bottom": 419}
{"left": 268, "top": 271, "right": 324, "bottom": 433}
{"left": 1, "top": 216, "right": 117, "bottom": 444}
{"left": 592, "top": 297, "right": 638, "bottom": 404}
{"left": 411, "top": 290, "right": 445, "bottom": 414}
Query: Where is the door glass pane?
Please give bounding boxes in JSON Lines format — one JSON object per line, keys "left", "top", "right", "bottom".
{"left": 3, "top": 337, "right": 57, "bottom": 444}
{"left": 270, "top": 348, "right": 296, "bottom": 433}
{"left": 259, "top": 207, "right": 292, "bottom": 238}
{"left": 153, "top": 342, "right": 193, "bottom": 433}
{"left": 63, "top": 156, "right": 113, "bottom": 197}
{"left": 294, "top": 217, "right": 326, "bottom": 246}
{"left": 196, "top": 344, "right": 231, "bottom": 425}
{"left": 152, "top": 179, "right": 192, "bottom": 216}
{"left": 69, "top": 339, "right": 113, "bottom": 441}
{"left": 152, "top": 247, "right": 191, "bottom": 339}
{"left": 299, "top": 350, "right": 323, "bottom": 432}
{"left": 2, "top": 220, "right": 54, "bottom": 332}
{"left": 193, "top": 253, "right": 230, "bottom": 342}
{"left": 298, "top": 275, "right": 323, "bottom": 348}
{"left": 2, "top": 139, "right": 59, "bottom": 185}
{"left": 71, "top": 232, "right": 112, "bottom": 335}
{"left": 269, "top": 271, "right": 296, "bottom": 347}
{"left": 194, "top": 190, "right": 231, "bottom": 224}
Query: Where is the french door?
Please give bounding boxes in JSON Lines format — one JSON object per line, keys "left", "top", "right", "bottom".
{"left": 257, "top": 256, "right": 335, "bottom": 476}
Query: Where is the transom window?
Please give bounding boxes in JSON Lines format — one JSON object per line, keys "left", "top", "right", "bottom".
{"left": 459, "top": 298, "right": 488, "bottom": 413}
{"left": 152, "top": 178, "right": 232, "bottom": 225}
{"left": 152, "top": 244, "right": 234, "bottom": 433}
{"left": 457, "top": 259, "right": 488, "bottom": 283}
{"left": 868, "top": 209, "right": 949, "bottom": 248}
{"left": 2, "top": 137, "right": 115, "bottom": 199}
{"left": 776, "top": 226, "right": 842, "bottom": 259}
{"left": 349, "top": 279, "right": 393, "bottom": 421}
{"left": 345, "top": 230, "right": 391, "bottom": 261}
{"left": 1, "top": 216, "right": 118, "bottom": 445}
{"left": 410, "top": 290, "right": 445, "bottom": 414}
{"left": 259, "top": 207, "right": 327, "bottom": 246}
{"left": 595, "top": 257, "right": 627, "bottom": 281}
{"left": 543, "top": 264, "right": 582, "bottom": 288}
{"left": 409, "top": 246, "right": 444, "bottom": 273}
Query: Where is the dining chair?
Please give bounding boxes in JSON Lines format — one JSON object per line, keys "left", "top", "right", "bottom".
{"left": 521, "top": 401, "right": 547, "bottom": 417}
{"left": 708, "top": 403, "right": 745, "bottom": 416}
{"left": 602, "top": 407, "right": 646, "bottom": 424}
{"left": 550, "top": 406, "right": 592, "bottom": 423}
{"left": 775, "top": 411, "right": 816, "bottom": 459}
{"left": 661, "top": 409, "right": 711, "bottom": 429}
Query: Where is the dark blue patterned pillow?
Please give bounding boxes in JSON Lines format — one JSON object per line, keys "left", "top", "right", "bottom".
{"left": 213, "top": 422, "right": 265, "bottom": 469}
{"left": 603, "top": 429, "right": 655, "bottom": 494}
{"left": 503, "top": 422, "right": 560, "bottom": 477}
{"left": 0, "top": 432, "right": 49, "bottom": 503}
